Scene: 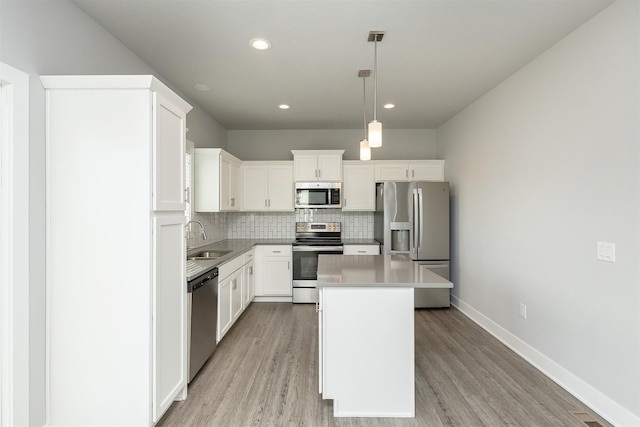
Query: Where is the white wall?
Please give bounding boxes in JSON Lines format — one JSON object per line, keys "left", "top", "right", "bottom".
{"left": 228, "top": 129, "right": 437, "bottom": 161}
{"left": 0, "top": 1, "right": 226, "bottom": 425}
{"left": 437, "top": 1, "right": 639, "bottom": 425}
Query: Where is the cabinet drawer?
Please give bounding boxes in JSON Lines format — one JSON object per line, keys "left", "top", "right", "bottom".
{"left": 260, "top": 245, "right": 292, "bottom": 256}
{"left": 243, "top": 248, "right": 256, "bottom": 264}
{"left": 218, "top": 254, "right": 244, "bottom": 279}
{"left": 343, "top": 245, "right": 380, "bottom": 255}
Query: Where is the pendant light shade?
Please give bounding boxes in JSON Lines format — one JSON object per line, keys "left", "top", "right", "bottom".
{"left": 368, "top": 31, "right": 384, "bottom": 148}
{"left": 368, "top": 120, "right": 382, "bottom": 147}
{"left": 360, "top": 139, "right": 371, "bottom": 161}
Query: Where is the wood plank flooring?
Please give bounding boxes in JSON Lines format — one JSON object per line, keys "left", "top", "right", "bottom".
{"left": 158, "top": 303, "right": 610, "bottom": 427}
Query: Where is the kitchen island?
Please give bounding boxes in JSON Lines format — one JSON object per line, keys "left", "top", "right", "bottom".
{"left": 317, "top": 254, "right": 453, "bottom": 418}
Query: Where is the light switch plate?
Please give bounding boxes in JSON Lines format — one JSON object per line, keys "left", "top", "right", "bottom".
{"left": 597, "top": 241, "right": 616, "bottom": 262}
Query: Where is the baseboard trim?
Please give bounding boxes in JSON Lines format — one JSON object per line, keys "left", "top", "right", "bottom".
{"left": 451, "top": 295, "right": 640, "bottom": 427}
{"left": 252, "top": 296, "right": 293, "bottom": 303}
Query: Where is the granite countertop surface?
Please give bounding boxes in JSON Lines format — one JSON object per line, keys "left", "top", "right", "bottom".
{"left": 186, "top": 239, "right": 294, "bottom": 282}
{"left": 317, "top": 254, "right": 453, "bottom": 289}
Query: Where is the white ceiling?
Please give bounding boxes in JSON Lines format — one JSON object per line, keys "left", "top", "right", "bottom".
{"left": 72, "top": 0, "right": 612, "bottom": 130}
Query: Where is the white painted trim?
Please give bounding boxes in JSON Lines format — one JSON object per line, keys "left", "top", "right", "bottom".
{"left": 0, "top": 62, "right": 30, "bottom": 427}
{"left": 451, "top": 295, "right": 640, "bottom": 427}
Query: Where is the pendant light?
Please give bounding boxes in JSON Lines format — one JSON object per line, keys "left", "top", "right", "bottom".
{"left": 358, "top": 70, "right": 371, "bottom": 161}
{"left": 368, "top": 31, "right": 384, "bottom": 148}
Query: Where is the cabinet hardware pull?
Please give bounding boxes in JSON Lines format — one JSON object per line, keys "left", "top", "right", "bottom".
{"left": 268, "top": 199, "right": 271, "bottom": 207}
{"left": 249, "top": 266, "right": 253, "bottom": 274}
{"left": 344, "top": 199, "right": 347, "bottom": 207}
{"left": 318, "top": 169, "right": 321, "bottom": 178}
{"left": 273, "top": 250, "right": 281, "bottom": 253}
{"left": 358, "top": 251, "right": 365, "bottom": 253}
{"left": 406, "top": 169, "right": 409, "bottom": 178}
{"left": 265, "top": 199, "right": 268, "bottom": 207}
{"left": 184, "top": 188, "right": 190, "bottom": 203}
{"left": 288, "top": 261, "right": 290, "bottom": 270}
{"left": 412, "top": 169, "right": 415, "bottom": 178}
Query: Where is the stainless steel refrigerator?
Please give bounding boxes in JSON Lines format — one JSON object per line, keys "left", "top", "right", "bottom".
{"left": 374, "top": 181, "right": 451, "bottom": 308}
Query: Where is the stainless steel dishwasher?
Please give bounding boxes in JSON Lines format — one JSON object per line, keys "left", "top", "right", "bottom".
{"left": 187, "top": 267, "right": 218, "bottom": 382}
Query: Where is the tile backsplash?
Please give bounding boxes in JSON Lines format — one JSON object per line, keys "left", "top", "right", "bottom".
{"left": 187, "top": 209, "right": 373, "bottom": 249}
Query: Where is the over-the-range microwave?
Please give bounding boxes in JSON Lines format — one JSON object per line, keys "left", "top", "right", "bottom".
{"left": 294, "top": 182, "right": 342, "bottom": 209}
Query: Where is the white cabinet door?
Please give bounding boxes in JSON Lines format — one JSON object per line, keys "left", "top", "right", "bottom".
{"left": 293, "top": 154, "right": 318, "bottom": 181}
{"left": 262, "top": 257, "right": 292, "bottom": 296}
{"left": 153, "top": 93, "right": 187, "bottom": 211}
{"left": 243, "top": 260, "right": 255, "bottom": 308}
{"left": 317, "top": 154, "right": 342, "bottom": 181}
{"left": 217, "top": 276, "right": 232, "bottom": 342}
{"left": 241, "top": 162, "right": 293, "bottom": 211}
{"left": 408, "top": 160, "right": 445, "bottom": 181}
{"left": 342, "top": 162, "right": 375, "bottom": 211}
{"left": 255, "top": 245, "right": 292, "bottom": 297}
{"left": 231, "top": 271, "right": 243, "bottom": 321}
{"left": 152, "top": 214, "right": 187, "bottom": 422}
{"left": 374, "top": 162, "right": 409, "bottom": 181}
{"left": 267, "top": 164, "right": 294, "bottom": 210}
{"left": 242, "top": 163, "right": 269, "bottom": 210}
{"left": 228, "top": 160, "right": 240, "bottom": 210}
{"left": 292, "top": 150, "right": 343, "bottom": 181}
{"left": 221, "top": 156, "right": 240, "bottom": 211}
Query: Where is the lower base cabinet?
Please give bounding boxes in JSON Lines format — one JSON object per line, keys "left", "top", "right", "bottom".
{"left": 217, "top": 249, "right": 256, "bottom": 342}
{"left": 255, "top": 245, "right": 292, "bottom": 297}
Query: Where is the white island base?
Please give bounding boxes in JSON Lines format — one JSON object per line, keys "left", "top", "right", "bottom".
{"left": 317, "top": 255, "right": 453, "bottom": 418}
{"left": 320, "top": 286, "right": 415, "bottom": 417}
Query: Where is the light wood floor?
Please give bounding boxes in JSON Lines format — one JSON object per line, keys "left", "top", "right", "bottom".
{"left": 158, "top": 303, "right": 610, "bottom": 427}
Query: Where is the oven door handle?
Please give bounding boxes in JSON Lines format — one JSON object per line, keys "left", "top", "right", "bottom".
{"left": 293, "top": 246, "right": 344, "bottom": 252}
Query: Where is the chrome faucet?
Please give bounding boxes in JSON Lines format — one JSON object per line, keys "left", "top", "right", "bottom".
{"left": 185, "top": 220, "right": 207, "bottom": 241}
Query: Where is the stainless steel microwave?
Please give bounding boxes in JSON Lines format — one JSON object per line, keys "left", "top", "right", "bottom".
{"left": 294, "top": 182, "right": 342, "bottom": 209}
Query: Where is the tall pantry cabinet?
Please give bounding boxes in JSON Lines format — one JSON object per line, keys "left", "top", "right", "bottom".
{"left": 42, "top": 76, "right": 192, "bottom": 426}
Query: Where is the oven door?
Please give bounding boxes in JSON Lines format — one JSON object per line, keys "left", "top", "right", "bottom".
{"left": 292, "top": 245, "right": 343, "bottom": 303}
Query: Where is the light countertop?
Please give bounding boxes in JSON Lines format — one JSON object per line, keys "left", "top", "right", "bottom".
{"left": 317, "top": 254, "right": 453, "bottom": 289}
{"left": 186, "top": 239, "right": 293, "bottom": 282}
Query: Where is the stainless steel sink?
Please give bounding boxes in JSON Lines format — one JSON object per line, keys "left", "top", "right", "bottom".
{"left": 187, "top": 250, "right": 232, "bottom": 261}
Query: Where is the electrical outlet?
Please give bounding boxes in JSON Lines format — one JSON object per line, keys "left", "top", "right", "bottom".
{"left": 597, "top": 241, "right": 616, "bottom": 262}
{"left": 519, "top": 303, "right": 527, "bottom": 319}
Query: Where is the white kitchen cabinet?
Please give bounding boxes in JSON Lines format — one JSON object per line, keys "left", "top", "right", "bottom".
{"left": 291, "top": 150, "right": 344, "bottom": 181}
{"left": 194, "top": 148, "right": 241, "bottom": 212}
{"left": 42, "top": 75, "right": 191, "bottom": 426}
{"left": 374, "top": 160, "right": 445, "bottom": 182}
{"left": 241, "top": 161, "right": 294, "bottom": 211}
{"left": 243, "top": 250, "right": 256, "bottom": 308}
{"left": 255, "top": 245, "right": 292, "bottom": 297}
{"left": 342, "top": 161, "right": 375, "bottom": 211}
{"left": 343, "top": 244, "right": 380, "bottom": 255}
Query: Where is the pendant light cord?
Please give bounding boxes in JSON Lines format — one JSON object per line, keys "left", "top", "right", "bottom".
{"left": 362, "top": 76, "right": 367, "bottom": 139}
{"left": 373, "top": 37, "right": 378, "bottom": 121}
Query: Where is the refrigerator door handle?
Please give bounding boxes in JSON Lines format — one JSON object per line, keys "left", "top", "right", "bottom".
{"left": 413, "top": 187, "right": 420, "bottom": 254}
{"left": 417, "top": 187, "right": 424, "bottom": 250}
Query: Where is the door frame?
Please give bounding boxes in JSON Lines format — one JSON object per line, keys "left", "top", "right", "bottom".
{"left": 0, "top": 61, "right": 30, "bottom": 426}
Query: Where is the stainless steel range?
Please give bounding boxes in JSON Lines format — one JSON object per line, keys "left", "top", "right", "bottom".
{"left": 292, "top": 222, "right": 343, "bottom": 303}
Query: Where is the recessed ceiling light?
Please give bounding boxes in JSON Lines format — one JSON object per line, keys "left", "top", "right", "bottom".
{"left": 279, "top": 104, "right": 291, "bottom": 110}
{"left": 194, "top": 83, "right": 211, "bottom": 92}
{"left": 250, "top": 38, "right": 272, "bottom": 50}
{"left": 383, "top": 103, "right": 395, "bottom": 109}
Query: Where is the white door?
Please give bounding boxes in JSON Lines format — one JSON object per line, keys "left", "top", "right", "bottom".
{"left": 242, "top": 164, "right": 269, "bottom": 210}
{"left": 342, "top": 164, "right": 375, "bottom": 211}
{"left": 153, "top": 93, "right": 186, "bottom": 211}
{"left": 293, "top": 154, "right": 318, "bottom": 181}
{"left": 317, "top": 154, "right": 342, "bottom": 181}
{"left": 152, "top": 214, "right": 187, "bottom": 422}
{"left": 262, "top": 257, "right": 292, "bottom": 296}
{"left": 267, "top": 164, "right": 294, "bottom": 210}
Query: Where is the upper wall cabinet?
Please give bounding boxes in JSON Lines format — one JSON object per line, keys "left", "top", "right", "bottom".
{"left": 41, "top": 75, "right": 192, "bottom": 426}
{"left": 374, "top": 160, "right": 445, "bottom": 182}
{"left": 241, "top": 161, "right": 294, "bottom": 211}
{"left": 342, "top": 161, "right": 375, "bottom": 211}
{"left": 194, "top": 148, "right": 242, "bottom": 212}
{"left": 292, "top": 150, "right": 344, "bottom": 181}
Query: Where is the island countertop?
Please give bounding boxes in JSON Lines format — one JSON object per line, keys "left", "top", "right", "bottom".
{"left": 317, "top": 254, "right": 453, "bottom": 288}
